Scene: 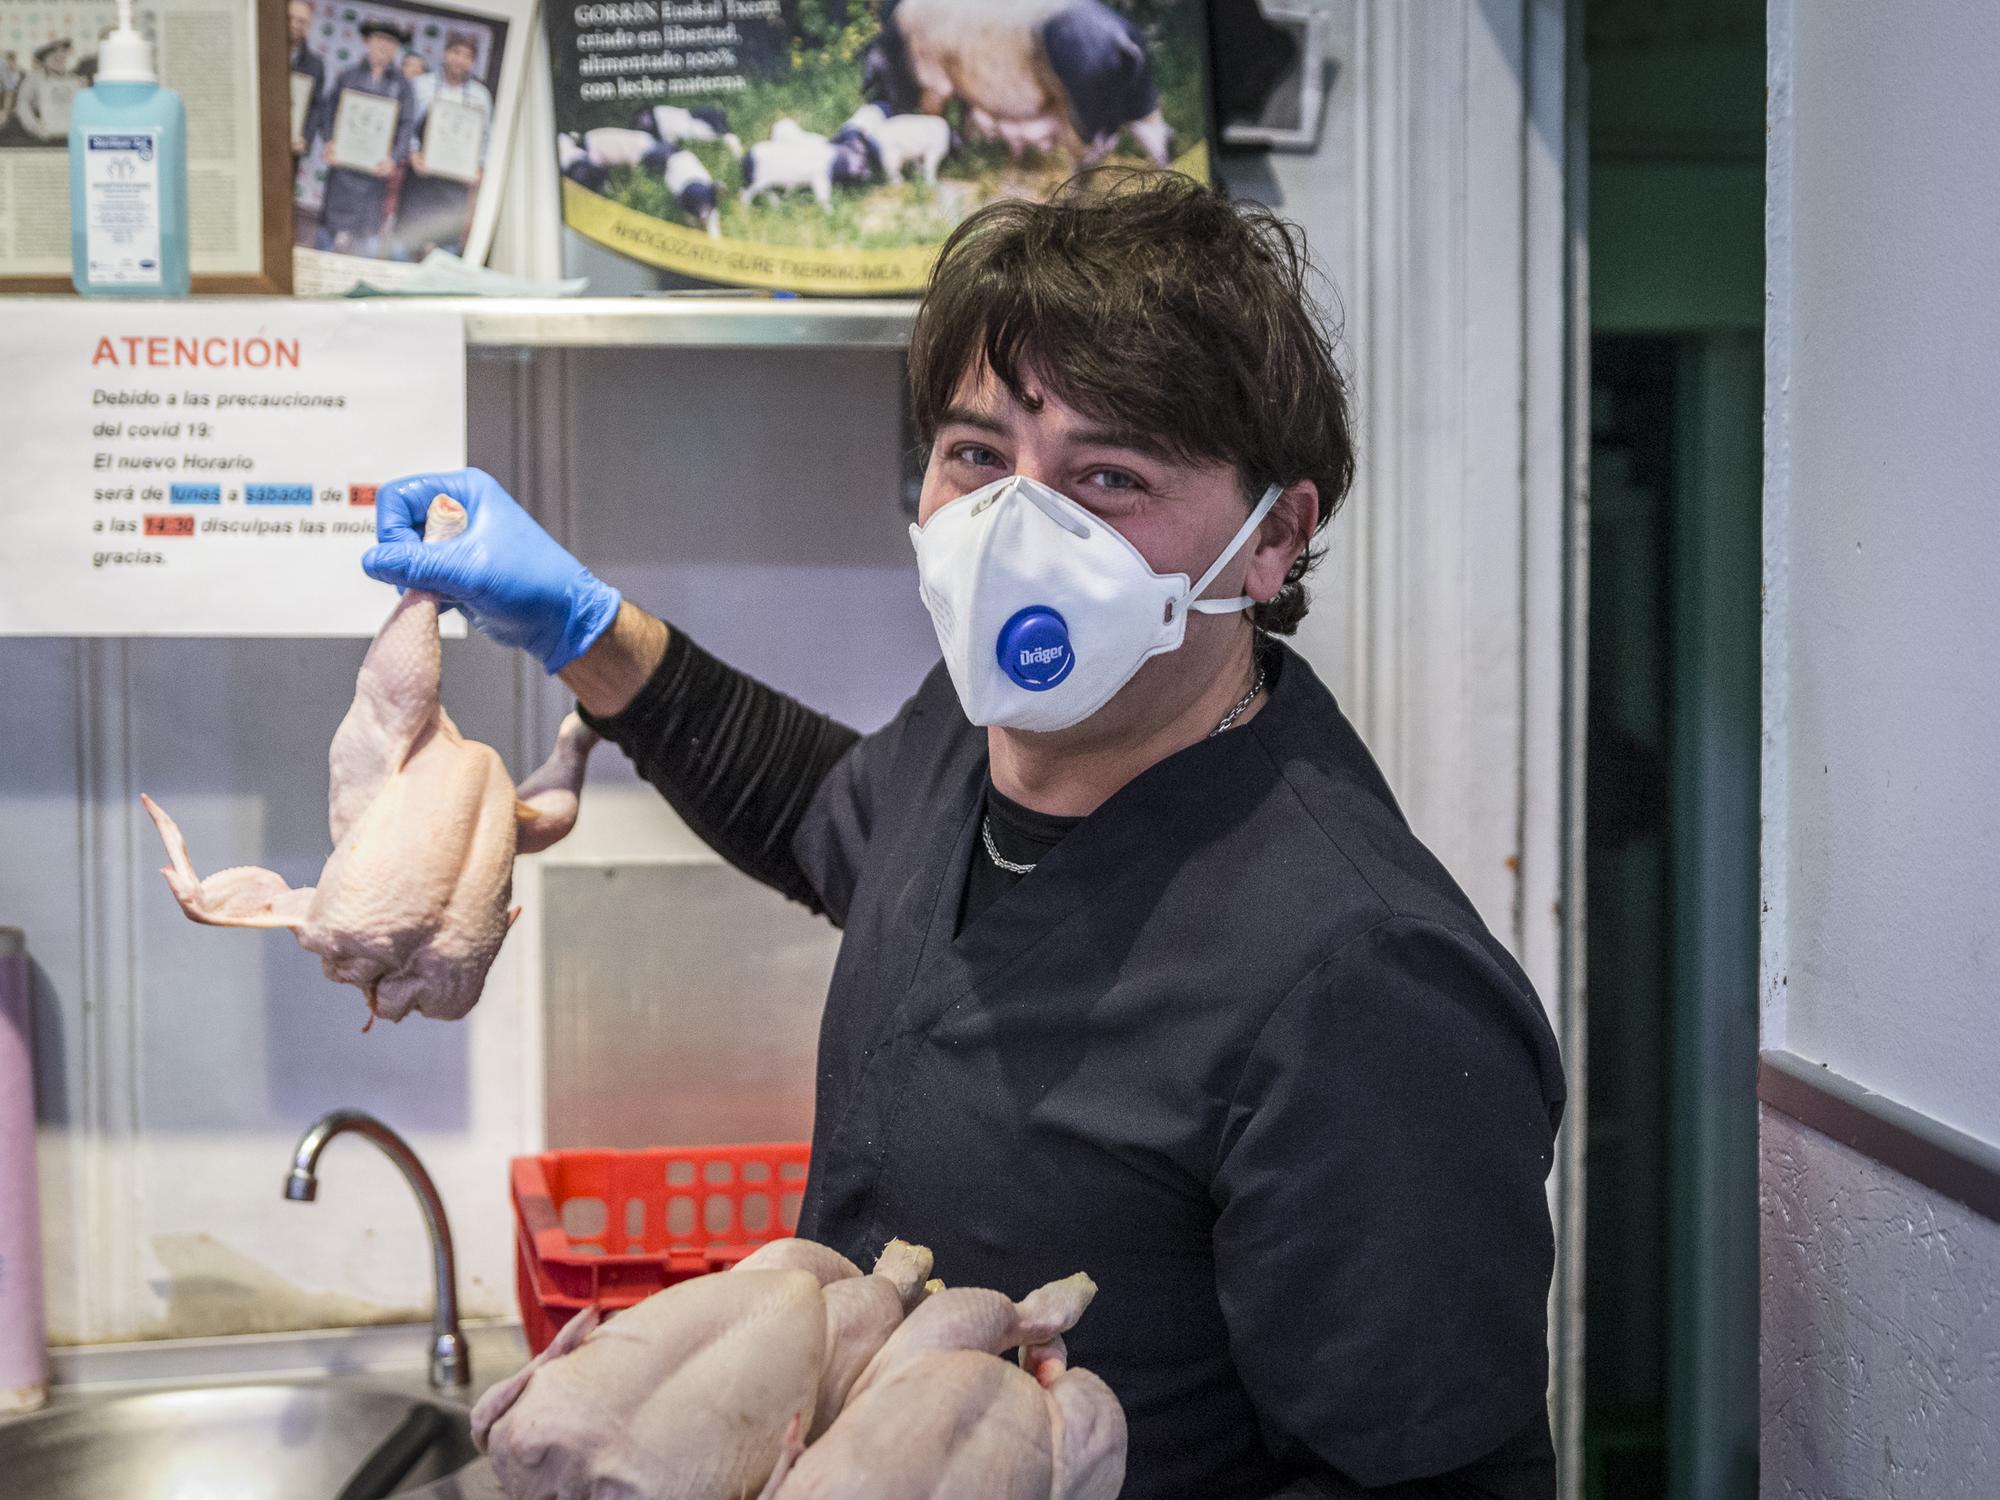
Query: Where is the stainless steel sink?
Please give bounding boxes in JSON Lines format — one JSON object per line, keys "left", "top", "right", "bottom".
{"left": 0, "top": 1379, "right": 479, "bottom": 1500}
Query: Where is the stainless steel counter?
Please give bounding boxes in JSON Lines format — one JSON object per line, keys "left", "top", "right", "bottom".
{"left": 5, "top": 1320, "right": 531, "bottom": 1499}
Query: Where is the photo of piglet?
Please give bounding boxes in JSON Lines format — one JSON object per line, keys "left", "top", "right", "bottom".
{"left": 544, "top": 0, "right": 1209, "bottom": 282}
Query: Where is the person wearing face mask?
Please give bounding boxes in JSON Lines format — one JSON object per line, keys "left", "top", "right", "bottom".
{"left": 367, "top": 173, "right": 1564, "bottom": 1500}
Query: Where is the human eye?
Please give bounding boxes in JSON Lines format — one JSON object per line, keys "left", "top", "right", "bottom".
{"left": 1081, "top": 467, "right": 1145, "bottom": 495}
{"left": 948, "top": 441, "right": 1005, "bottom": 471}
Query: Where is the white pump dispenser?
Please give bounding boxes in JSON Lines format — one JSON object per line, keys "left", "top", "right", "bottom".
{"left": 95, "top": 0, "right": 158, "bottom": 84}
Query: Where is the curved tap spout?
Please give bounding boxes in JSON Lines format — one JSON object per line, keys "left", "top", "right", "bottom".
{"left": 284, "top": 1108, "right": 470, "bottom": 1391}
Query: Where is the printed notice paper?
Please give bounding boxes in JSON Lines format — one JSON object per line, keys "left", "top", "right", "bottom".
{"left": 0, "top": 302, "right": 467, "bottom": 637}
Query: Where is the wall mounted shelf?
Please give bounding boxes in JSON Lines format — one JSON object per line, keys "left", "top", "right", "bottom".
{"left": 461, "top": 297, "right": 920, "bottom": 350}
{"left": 0, "top": 295, "right": 919, "bottom": 352}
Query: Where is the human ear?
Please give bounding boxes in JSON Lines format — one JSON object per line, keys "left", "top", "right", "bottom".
{"left": 1246, "top": 481, "right": 1320, "bottom": 604}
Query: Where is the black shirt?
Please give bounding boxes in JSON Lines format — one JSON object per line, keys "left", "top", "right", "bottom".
{"left": 582, "top": 632, "right": 1565, "bottom": 1498}
{"left": 961, "top": 779, "right": 1078, "bottom": 931}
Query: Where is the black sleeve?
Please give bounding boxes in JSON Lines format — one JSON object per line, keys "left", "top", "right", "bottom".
{"left": 784, "top": 671, "right": 929, "bottom": 928}
{"left": 1214, "top": 916, "right": 1562, "bottom": 1494}
{"left": 309, "top": 69, "right": 336, "bottom": 151}
{"left": 577, "top": 628, "right": 861, "bottom": 917}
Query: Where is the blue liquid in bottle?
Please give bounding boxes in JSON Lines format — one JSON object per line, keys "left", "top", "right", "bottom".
{"left": 68, "top": 5, "right": 190, "bottom": 298}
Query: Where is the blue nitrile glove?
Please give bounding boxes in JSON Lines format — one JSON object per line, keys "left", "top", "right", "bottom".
{"left": 362, "top": 468, "right": 622, "bottom": 674}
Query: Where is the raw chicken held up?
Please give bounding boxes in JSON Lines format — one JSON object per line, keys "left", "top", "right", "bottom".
{"left": 139, "top": 494, "right": 597, "bottom": 1027}
{"left": 472, "top": 1238, "right": 935, "bottom": 1500}
{"left": 760, "top": 1275, "right": 1127, "bottom": 1500}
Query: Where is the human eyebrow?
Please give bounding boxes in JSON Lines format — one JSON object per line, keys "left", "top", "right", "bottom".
{"left": 937, "top": 404, "right": 1009, "bottom": 436}
{"left": 1068, "top": 425, "right": 1177, "bottom": 464}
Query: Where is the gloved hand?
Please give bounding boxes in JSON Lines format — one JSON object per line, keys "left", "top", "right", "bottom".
{"left": 362, "top": 468, "right": 622, "bottom": 674}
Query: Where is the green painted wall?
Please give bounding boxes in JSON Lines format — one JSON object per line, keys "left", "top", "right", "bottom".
{"left": 1590, "top": 27, "right": 1764, "bottom": 331}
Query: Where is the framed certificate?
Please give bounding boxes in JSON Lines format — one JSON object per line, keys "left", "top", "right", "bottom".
{"left": 328, "top": 89, "right": 399, "bottom": 172}
{"left": 290, "top": 70, "right": 315, "bottom": 143}
{"left": 421, "top": 97, "right": 484, "bottom": 185}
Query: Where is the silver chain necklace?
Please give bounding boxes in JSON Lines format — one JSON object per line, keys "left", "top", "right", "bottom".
{"left": 980, "top": 819, "right": 1040, "bottom": 876}
{"left": 981, "top": 662, "right": 1268, "bottom": 876}
{"left": 1210, "top": 662, "right": 1268, "bottom": 738}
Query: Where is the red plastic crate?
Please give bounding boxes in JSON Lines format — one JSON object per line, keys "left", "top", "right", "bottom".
{"left": 512, "top": 1143, "right": 811, "bottom": 1355}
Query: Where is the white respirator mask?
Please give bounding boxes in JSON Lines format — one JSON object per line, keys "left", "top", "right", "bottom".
{"left": 909, "top": 473, "right": 1282, "bottom": 733}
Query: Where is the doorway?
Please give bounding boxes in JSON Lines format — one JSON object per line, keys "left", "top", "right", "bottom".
{"left": 1582, "top": 1, "right": 1764, "bottom": 1496}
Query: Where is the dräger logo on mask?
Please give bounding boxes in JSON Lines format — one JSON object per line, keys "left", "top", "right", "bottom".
{"left": 995, "top": 605, "right": 1075, "bottom": 691}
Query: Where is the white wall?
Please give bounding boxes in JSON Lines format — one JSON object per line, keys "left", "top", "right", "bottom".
{"left": 1762, "top": 0, "right": 2000, "bottom": 1490}
{"left": 1763, "top": 0, "right": 2000, "bottom": 1144}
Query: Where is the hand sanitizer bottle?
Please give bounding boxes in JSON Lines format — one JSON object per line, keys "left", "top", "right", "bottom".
{"left": 68, "top": 0, "right": 190, "bottom": 297}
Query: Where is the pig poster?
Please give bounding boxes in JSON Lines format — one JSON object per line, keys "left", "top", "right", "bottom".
{"left": 544, "top": 0, "right": 1213, "bottom": 295}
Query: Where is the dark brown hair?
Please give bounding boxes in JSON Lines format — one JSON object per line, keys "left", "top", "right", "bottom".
{"left": 909, "top": 170, "right": 1355, "bottom": 635}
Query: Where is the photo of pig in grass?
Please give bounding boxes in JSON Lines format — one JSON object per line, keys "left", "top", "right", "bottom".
{"left": 546, "top": 0, "right": 1210, "bottom": 262}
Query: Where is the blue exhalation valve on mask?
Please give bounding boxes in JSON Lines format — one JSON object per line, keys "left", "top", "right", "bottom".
{"left": 997, "top": 606, "right": 1075, "bottom": 691}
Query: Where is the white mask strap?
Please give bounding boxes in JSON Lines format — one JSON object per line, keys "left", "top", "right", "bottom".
{"left": 1186, "top": 483, "right": 1284, "bottom": 615}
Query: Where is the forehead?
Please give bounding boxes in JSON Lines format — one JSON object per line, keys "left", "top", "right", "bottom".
{"left": 943, "top": 357, "right": 1195, "bottom": 463}
{"left": 946, "top": 358, "right": 1114, "bottom": 433}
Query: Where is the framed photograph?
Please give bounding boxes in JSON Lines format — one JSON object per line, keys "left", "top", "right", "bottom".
{"left": 288, "top": 0, "right": 527, "bottom": 293}
{"left": 420, "top": 93, "right": 480, "bottom": 183}
{"left": 327, "top": 86, "right": 398, "bottom": 170}
{"left": 0, "top": 0, "right": 294, "bottom": 293}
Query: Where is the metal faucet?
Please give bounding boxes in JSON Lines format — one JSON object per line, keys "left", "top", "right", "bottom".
{"left": 284, "top": 1108, "right": 470, "bottom": 1392}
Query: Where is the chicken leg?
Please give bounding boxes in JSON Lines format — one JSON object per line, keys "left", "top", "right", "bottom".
{"left": 764, "top": 1274, "right": 1126, "bottom": 1500}
{"left": 811, "top": 1240, "right": 934, "bottom": 1438}
{"left": 725, "top": 1237, "right": 939, "bottom": 1439}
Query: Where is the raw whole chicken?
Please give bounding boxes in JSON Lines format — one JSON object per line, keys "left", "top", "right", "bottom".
{"left": 759, "top": 1276, "right": 1126, "bottom": 1500}
{"left": 478, "top": 1267, "right": 823, "bottom": 1500}
{"left": 472, "top": 1238, "right": 935, "bottom": 1500}
{"left": 139, "top": 494, "right": 597, "bottom": 1026}
{"left": 736, "top": 1237, "right": 936, "bottom": 1439}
